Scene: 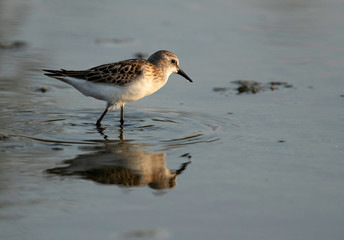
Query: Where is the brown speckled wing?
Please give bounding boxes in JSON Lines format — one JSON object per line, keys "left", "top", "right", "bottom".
{"left": 51, "top": 59, "right": 148, "bottom": 87}
{"left": 86, "top": 59, "right": 147, "bottom": 86}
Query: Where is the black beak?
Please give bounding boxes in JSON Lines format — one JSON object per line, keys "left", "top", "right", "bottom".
{"left": 177, "top": 69, "right": 193, "bottom": 82}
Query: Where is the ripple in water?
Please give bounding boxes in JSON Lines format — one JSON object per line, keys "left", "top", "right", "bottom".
{"left": 92, "top": 108, "right": 225, "bottom": 150}
{"left": 1, "top": 107, "right": 237, "bottom": 153}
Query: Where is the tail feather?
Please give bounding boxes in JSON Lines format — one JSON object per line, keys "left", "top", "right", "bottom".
{"left": 43, "top": 69, "right": 88, "bottom": 80}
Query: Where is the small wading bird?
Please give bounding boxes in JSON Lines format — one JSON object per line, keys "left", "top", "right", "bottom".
{"left": 44, "top": 50, "right": 193, "bottom": 126}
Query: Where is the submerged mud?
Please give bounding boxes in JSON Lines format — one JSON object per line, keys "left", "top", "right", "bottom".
{"left": 213, "top": 80, "right": 293, "bottom": 95}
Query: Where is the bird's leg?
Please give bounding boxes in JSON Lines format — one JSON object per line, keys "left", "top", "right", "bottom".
{"left": 96, "top": 104, "right": 110, "bottom": 126}
{"left": 120, "top": 104, "right": 124, "bottom": 126}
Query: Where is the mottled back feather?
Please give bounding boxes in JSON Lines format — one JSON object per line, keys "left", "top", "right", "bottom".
{"left": 45, "top": 59, "right": 150, "bottom": 87}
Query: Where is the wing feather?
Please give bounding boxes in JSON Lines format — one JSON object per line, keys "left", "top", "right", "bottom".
{"left": 44, "top": 59, "right": 149, "bottom": 87}
{"left": 86, "top": 59, "right": 146, "bottom": 86}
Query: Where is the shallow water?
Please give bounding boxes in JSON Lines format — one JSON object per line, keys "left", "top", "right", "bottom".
{"left": 1, "top": 0, "right": 344, "bottom": 239}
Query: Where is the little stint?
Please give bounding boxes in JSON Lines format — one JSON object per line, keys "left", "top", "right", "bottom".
{"left": 44, "top": 50, "right": 193, "bottom": 126}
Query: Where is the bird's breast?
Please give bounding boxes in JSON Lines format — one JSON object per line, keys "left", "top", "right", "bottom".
{"left": 119, "top": 76, "right": 167, "bottom": 103}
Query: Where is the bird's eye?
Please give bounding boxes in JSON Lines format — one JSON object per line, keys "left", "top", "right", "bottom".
{"left": 171, "top": 59, "right": 176, "bottom": 64}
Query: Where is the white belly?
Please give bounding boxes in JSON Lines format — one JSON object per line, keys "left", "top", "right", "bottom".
{"left": 61, "top": 76, "right": 167, "bottom": 105}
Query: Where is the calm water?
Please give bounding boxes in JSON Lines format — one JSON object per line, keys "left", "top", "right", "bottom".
{"left": 1, "top": 0, "right": 344, "bottom": 239}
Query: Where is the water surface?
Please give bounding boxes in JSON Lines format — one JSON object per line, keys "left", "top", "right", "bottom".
{"left": 1, "top": 0, "right": 344, "bottom": 239}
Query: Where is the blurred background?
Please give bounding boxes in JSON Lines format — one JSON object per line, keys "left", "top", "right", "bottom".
{"left": 1, "top": 0, "right": 344, "bottom": 239}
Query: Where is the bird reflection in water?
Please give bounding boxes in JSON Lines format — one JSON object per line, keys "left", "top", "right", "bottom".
{"left": 47, "top": 132, "right": 191, "bottom": 190}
